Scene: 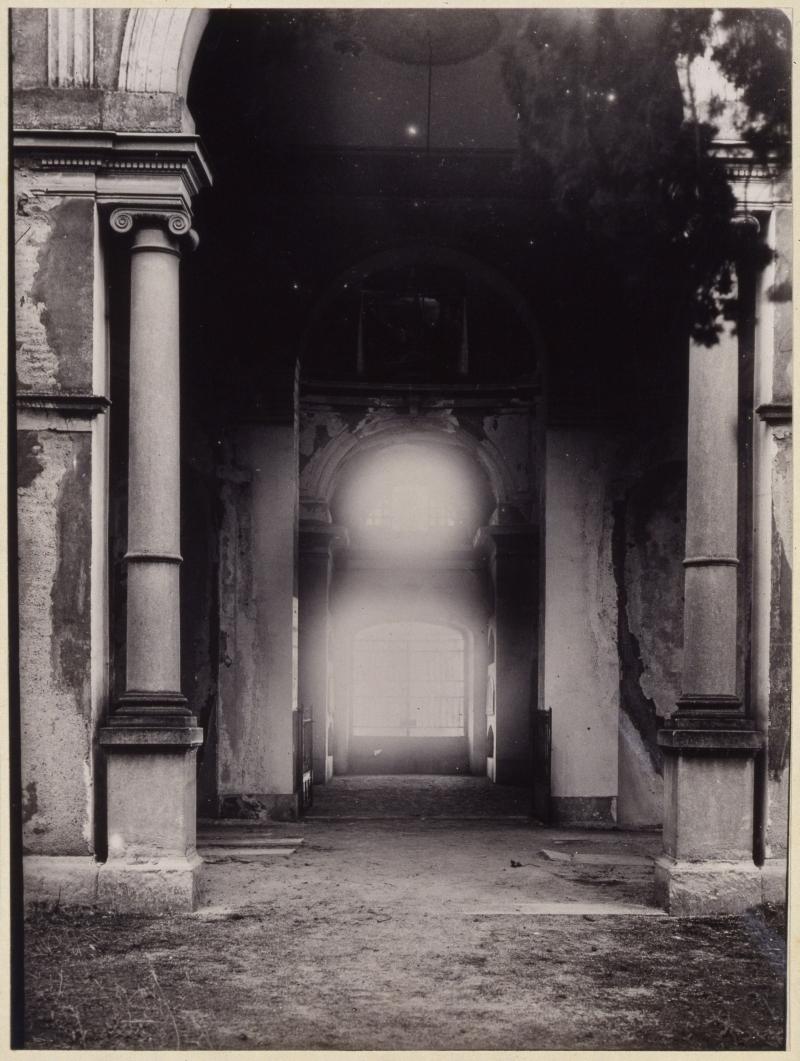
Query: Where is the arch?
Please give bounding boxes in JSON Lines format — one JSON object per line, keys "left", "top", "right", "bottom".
{"left": 299, "top": 243, "right": 548, "bottom": 368}
{"left": 118, "top": 9, "right": 209, "bottom": 99}
{"left": 300, "top": 412, "right": 520, "bottom": 517}
{"left": 352, "top": 615, "right": 472, "bottom": 645}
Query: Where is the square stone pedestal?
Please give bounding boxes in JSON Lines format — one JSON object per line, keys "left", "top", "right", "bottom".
{"left": 98, "top": 725, "right": 203, "bottom": 913}
{"left": 654, "top": 856, "right": 763, "bottom": 916}
{"left": 656, "top": 724, "right": 764, "bottom": 916}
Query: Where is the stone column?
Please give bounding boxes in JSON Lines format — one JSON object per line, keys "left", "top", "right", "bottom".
{"left": 299, "top": 523, "right": 347, "bottom": 783}
{"left": 98, "top": 209, "right": 203, "bottom": 913}
{"left": 655, "top": 310, "right": 764, "bottom": 916}
{"left": 475, "top": 521, "right": 538, "bottom": 787}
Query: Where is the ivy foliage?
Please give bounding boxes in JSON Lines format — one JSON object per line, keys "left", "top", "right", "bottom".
{"left": 500, "top": 9, "right": 790, "bottom": 344}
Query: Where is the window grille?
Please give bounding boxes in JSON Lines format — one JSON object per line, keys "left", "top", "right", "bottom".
{"left": 352, "top": 622, "right": 466, "bottom": 737}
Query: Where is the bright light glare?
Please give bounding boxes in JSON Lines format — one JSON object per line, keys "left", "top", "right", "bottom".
{"left": 352, "top": 622, "right": 465, "bottom": 737}
{"left": 343, "top": 444, "right": 476, "bottom": 555}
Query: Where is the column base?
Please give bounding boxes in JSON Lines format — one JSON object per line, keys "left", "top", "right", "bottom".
{"left": 97, "top": 854, "right": 203, "bottom": 914}
{"left": 22, "top": 854, "right": 204, "bottom": 914}
{"left": 654, "top": 855, "right": 763, "bottom": 916}
{"left": 100, "top": 724, "right": 202, "bottom": 914}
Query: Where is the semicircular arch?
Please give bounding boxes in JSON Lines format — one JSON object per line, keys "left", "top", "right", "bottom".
{"left": 118, "top": 9, "right": 210, "bottom": 101}
{"left": 299, "top": 242, "right": 547, "bottom": 369}
{"left": 300, "top": 412, "right": 520, "bottom": 517}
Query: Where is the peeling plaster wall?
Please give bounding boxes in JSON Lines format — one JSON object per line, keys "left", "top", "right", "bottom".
{"left": 15, "top": 175, "right": 95, "bottom": 394}
{"left": 18, "top": 429, "right": 95, "bottom": 854}
{"left": 765, "top": 425, "right": 791, "bottom": 855}
{"left": 753, "top": 202, "right": 792, "bottom": 863}
{"left": 15, "top": 163, "right": 107, "bottom": 856}
{"left": 543, "top": 428, "right": 619, "bottom": 823}
{"left": 182, "top": 455, "right": 221, "bottom": 818}
{"left": 217, "top": 424, "right": 299, "bottom": 814}
{"left": 10, "top": 9, "right": 48, "bottom": 90}
{"left": 771, "top": 205, "right": 792, "bottom": 404}
{"left": 615, "top": 464, "right": 686, "bottom": 828}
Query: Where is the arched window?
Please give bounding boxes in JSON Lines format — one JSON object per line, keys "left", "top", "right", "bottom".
{"left": 364, "top": 480, "right": 467, "bottom": 533}
{"left": 335, "top": 442, "right": 487, "bottom": 550}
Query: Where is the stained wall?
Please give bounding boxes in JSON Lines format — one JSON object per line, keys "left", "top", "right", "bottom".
{"left": 15, "top": 166, "right": 109, "bottom": 855}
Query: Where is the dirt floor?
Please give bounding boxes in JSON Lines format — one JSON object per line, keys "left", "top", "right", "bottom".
{"left": 23, "top": 779, "right": 788, "bottom": 1051}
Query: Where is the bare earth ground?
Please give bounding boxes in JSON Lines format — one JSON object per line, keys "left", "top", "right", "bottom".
{"left": 24, "top": 778, "right": 787, "bottom": 1051}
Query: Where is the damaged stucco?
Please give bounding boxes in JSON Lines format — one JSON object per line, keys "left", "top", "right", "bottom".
{"left": 771, "top": 205, "right": 792, "bottom": 404}
{"left": 216, "top": 424, "right": 299, "bottom": 815}
{"left": 614, "top": 464, "right": 686, "bottom": 827}
{"left": 299, "top": 403, "right": 536, "bottom": 521}
{"left": 544, "top": 427, "right": 620, "bottom": 817}
{"left": 15, "top": 175, "right": 95, "bottom": 394}
{"left": 765, "top": 426, "right": 791, "bottom": 855}
{"left": 18, "top": 429, "right": 94, "bottom": 854}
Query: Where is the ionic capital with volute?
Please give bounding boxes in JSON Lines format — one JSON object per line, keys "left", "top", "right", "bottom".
{"left": 109, "top": 206, "right": 199, "bottom": 251}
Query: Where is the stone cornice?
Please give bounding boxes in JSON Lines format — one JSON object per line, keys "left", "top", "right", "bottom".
{"left": 756, "top": 402, "right": 792, "bottom": 425}
{"left": 710, "top": 140, "right": 790, "bottom": 207}
{"left": 16, "top": 392, "right": 111, "bottom": 417}
{"left": 710, "top": 139, "right": 784, "bottom": 175}
{"left": 13, "top": 130, "right": 213, "bottom": 196}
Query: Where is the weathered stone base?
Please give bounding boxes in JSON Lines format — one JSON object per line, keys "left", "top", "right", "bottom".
{"left": 654, "top": 855, "right": 764, "bottom": 916}
{"left": 23, "top": 854, "right": 205, "bottom": 914}
{"left": 218, "top": 792, "right": 300, "bottom": 821}
{"left": 97, "top": 855, "right": 204, "bottom": 914}
{"left": 551, "top": 796, "right": 617, "bottom": 828}
{"left": 24, "top": 856, "right": 100, "bottom": 909}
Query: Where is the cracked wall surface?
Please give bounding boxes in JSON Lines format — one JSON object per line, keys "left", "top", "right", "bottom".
{"left": 18, "top": 429, "right": 95, "bottom": 854}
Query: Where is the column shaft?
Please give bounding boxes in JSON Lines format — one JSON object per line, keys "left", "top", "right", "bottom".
{"left": 680, "top": 318, "right": 740, "bottom": 711}
{"left": 656, "top": 292, "right": 764, "bottom": 916}
{"left": 125, "top": 227, "right": 182, "bottom": 695}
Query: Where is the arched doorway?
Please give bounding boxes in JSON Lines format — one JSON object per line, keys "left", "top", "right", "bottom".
{"left": 323, "top": 437, "right": 499, "bottom": 782}
{"left": 350, "top": 621, "right": 468, "bottom": 773}
{"left": 183, "top": 8, "right": 548, "bottom": 816}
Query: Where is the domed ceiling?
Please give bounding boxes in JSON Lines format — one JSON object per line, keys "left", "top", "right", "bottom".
{"left": 191, "top": 9, "right": 520, "bottom": 151}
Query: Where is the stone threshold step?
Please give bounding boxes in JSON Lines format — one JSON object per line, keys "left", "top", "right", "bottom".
{"left": 199, "top": 849, "right": 299, "bottom": 862}
{"left": 197, "top": 837, "right": 304, "bottom": 847}
{"left": 304, "top": 815, "right": 532, "bottom": 822}
{"left": 540, "top": 848, "right": 653, "bottom": 867}
{"left": 469, "top": 902, "right": 668, "bottom": 917}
